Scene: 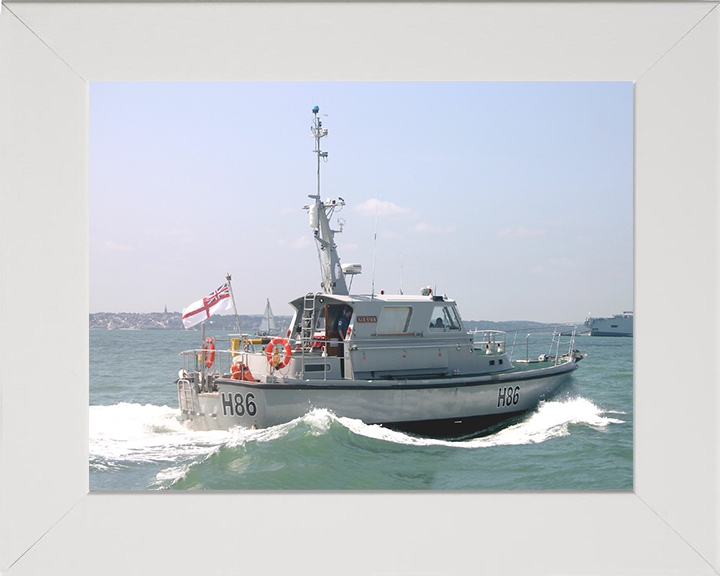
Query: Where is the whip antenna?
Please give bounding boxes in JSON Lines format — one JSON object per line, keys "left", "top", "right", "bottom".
{"left": 400, "top": 252, "right": 404, "bottom": 295}
{"left": 371, "top": 195, "right": 379, "bottom": 297}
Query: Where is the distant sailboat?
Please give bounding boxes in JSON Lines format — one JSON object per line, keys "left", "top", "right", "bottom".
{"left": 259, "top": 299, "right": 277, "bottom": 335}
{"left": 108, "top": 319, "right": 117, "bottom": 330}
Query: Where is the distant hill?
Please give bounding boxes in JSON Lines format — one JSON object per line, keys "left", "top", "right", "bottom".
{"left": 462, "top": 320, "right": 562, "bottom": 333}
{"left": 90, "top": 312, "right": 292, "bottom": 332}
{"left": 91, "top": 312, "right": 570, "bottom": 333}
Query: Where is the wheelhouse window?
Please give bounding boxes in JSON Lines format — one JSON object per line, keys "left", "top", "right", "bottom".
{"left": 429, "top": 305, "right": 462, "bottom": 331}
{"left": 377, "top": 306, "right": 414, "bottom": 334}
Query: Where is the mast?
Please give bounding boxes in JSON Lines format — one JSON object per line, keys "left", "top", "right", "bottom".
{"left": 307, "top": 106, "right": 349, "bottom": 295}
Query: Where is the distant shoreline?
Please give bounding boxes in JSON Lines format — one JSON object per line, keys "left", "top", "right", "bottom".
{"left": 90, "top": 312, "right": 572, "bottom": 333}
{"left": 90, "top": 311, "right": 292, "bottom": 332}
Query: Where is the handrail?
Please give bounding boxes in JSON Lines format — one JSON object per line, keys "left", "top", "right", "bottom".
{"left": 472, "top": 325, "right": 578, "bottom": 366}
{"left": 349, "top": 342, "right": 475, "bottom": 352}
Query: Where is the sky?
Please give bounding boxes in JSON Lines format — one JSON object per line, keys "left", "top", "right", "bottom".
{"left": 90, "top": 81, "right": 633, "bottom": 323}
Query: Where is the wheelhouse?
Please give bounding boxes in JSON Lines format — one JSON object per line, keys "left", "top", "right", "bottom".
{"left": 287, "top": 293, "right": 467, "bottom": 343}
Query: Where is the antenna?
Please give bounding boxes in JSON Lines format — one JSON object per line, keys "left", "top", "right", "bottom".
{"left": 311, "top": 105, "right": 328, "bottom": 199}
{"left": 399, "top": 252, "right": 404, "bottom": 295}
{"left": 371, "top": 195, "right": 379, "bottom": 297}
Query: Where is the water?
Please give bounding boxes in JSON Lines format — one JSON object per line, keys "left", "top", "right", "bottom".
{"left": 90, "top": 330, "right": 632, "bottom": 490}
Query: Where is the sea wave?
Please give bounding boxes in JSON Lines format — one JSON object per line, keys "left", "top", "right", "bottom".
{"left": 91, "top": 398, "right": 624, "bottom": 461}
{"left": 89, "top": 403, "right": 231, "bottom": 468}
{"left": 336, "top": 396, "right": 625, "bottom": 448}
{"left": 89, "top": 404, "right": 346, "bottom": 488}
{"left": 91, "top": 398, "right": 625, "bottom": 488}
{"left": 468, "top": 396, "right": 626, "bottom": 447}
{"left": 217, "top": 396, "right": 626, "bottom": 450}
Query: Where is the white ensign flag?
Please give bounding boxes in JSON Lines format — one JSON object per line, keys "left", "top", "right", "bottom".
{"left": 182, "top": 283, "right": 232, "bottom": 328}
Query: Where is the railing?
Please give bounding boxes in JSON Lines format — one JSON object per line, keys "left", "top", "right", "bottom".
{"left": 469, "top": 329, "right": 507, "bottom": 355}
{"left": 178, "top": 333, "right": 250, "bottom": 391}
{"left": 178, "top": 332, "right": 334, "bottom": 384}
{"left": 473, "top": 325, "right": 578, "bottom": 366}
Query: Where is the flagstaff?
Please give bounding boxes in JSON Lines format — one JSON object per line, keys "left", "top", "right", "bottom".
{"left": 226, "top": 273, "right": 242, "bottom": 333}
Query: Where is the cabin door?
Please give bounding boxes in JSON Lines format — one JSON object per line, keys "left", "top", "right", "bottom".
{"left": 325, "top": 304, "right": 344, "bottom": 358}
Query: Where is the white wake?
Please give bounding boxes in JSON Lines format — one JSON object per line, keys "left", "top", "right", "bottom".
{"left": 336, "top": 396, "right": 626, "bottom": 448}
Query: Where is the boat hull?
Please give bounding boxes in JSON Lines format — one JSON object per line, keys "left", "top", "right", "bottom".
{"left": 588, "top": 331, "right": 632, "bottom": 337}
{"left": 178, "top": 360, "right": 578, "bottom": 437}
{"left": 585, "top": 314, "right": 633, "bottom": 337}
{"left": 383, "top": 411, "right": 527, "bottom": 438}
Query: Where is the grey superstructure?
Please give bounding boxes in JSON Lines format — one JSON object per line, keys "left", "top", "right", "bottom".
{"left": 584, "top": 312, "right": 633, "bottom": 337}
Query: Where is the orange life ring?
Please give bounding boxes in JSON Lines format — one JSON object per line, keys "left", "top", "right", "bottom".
{"left": 203, "top": 338, "right": 215, "bottom": 368}
{"left": 265, "top": 337, "right": 292, "bottom": 370}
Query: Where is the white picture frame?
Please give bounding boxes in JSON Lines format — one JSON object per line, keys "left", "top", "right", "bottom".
{"left": 1, "top": 2, "right": 718, "bottom": 574}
